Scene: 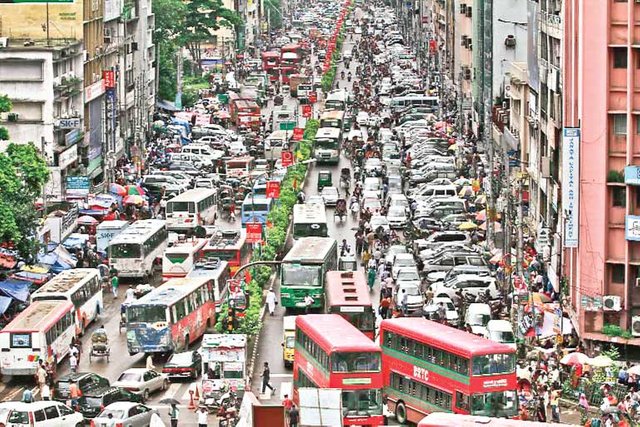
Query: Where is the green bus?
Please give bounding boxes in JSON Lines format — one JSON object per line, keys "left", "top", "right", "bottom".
{"left": 292, "top": 204, "right": 328, "bottom": 240}
{"left": 280, "top": 237, "right": 338, "bottom": 309}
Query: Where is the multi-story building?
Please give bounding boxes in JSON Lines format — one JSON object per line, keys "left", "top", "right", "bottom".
{"left": 0, "top": 40, "right": 84, "bottom": 200}
{"left": 564, "top": 0, "right": 640, "bottom": 349}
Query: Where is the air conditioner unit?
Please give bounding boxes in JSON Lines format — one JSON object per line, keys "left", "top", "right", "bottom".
{"left": 632, "top": 316, "right": 640, "bottom": 337}
{"left": 465, "top": 6, "right": 472, "bottom": 17}
{"left": 83, "top": 50, "right": 89, "bottom": 62}
{"left": 636, "top": 278, "right": 640, "bottom": 287}
{"left": 7, "top": 113, "right": 19, "bottom": 122}
{"left": 103, "top": 28, "right": 112, "bottom": 44}
{"left": 603, "top": 295, "right": 622, "bottom": 311}
{"left": 505, "top": 35, "right": 516, "bottom": 48}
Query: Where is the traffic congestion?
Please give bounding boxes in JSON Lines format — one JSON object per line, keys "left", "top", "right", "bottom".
{"left": 0, "top": 0, "right": 633, "bottom": 426}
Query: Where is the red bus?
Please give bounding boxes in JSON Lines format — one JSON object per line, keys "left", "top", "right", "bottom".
{"left": 418, "top": 413, "right": 570, "bottom": 427}
{"left": 229, "top": 94, "right": 261, "bottom": 130}
{"left": 325, "top": 271, "right": 376, "bottom": 340}
{"left": 294, "top": 314, "right": 384, "bottom": 426}
{"left": 281, "top": 44, "right": 304, "bottom": 65}
{"left": 379, "top": 318, "right": 518, "bottom": 425}
{"left": 261, "top": 51, "right": 280, "bottom": 82}
{"left": 199, "top": 229, "right": 250, "bottom": 275}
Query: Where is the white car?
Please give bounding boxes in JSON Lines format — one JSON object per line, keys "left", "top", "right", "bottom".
{"left": 386, "top": 206, "right": 408, "bottom": 228}
{"left": 465, "top": 303, "right": 492, "bottom": 337}
{"left": 370, "top": 215, "right": 390, "bottom": 233}
{"left": 395, "top": 267, "right": 421, "bottom": 288}
{"left": 392, "top": 253, "right": 417, "bottom": 279}
{"left": 362, "top": 197, "right": 382, "bottom": 212}
{"left": 227, "top": 141, "right": 248, "bottom": 156}
{"left": 195, "top": 177, "right": 216, "bottom": 189}
{"left": 321, "top": 186, "right": 340, "bottom": 206}
{"left": 307, "top": 195, "right": 326, "bottom": 206}
{"left": 394, "top": 282, "right": 423, "bottom": 313}
{"left": 112, "top": 368, "right": 169, "bottom": 401}
{"left": 93, "top": 402, "right": 158, "bottom": 427}
{"left": 432, "top": 274, "right": 499, "bottom": 301}
{"left": 356, "top": 111, "right": 370, "bottom": 126}
{"left": 0, "top": 401, "right": 83, "bottom": 427}
{"left": 423, "top": 297, "right": 460, "bottom": 326}
{"left": 485, "top": 319, "right": 516, "bottom": 349}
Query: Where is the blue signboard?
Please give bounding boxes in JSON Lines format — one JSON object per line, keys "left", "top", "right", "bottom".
{"left": 66, "top": 176, "right": 90, "bottom": 198}
{"left": 625, "top": 166, "right": 640, "bottom": 185}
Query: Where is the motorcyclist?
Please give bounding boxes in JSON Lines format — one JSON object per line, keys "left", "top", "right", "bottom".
{"left": 347, "top": 72, "right": 352, "bottom": 82}
{"left": 341, "top": 70, "right": 345, "bottom": 80}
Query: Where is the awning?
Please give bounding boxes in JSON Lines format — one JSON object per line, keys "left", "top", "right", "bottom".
{"left": 0, "top": 279, "right": 31, "bottom": 302}
{"left": 157, "top": 99, "right": 180, "bottom": 112}
{"left": 0, "top": 296, "right": 12, "bottom": 316}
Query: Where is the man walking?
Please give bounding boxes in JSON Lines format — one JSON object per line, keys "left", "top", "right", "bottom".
{"left": 303, "top": 295, "right": 314, "bottom": 314}
{"left": 111, "top": 272, "right": 119, "bottom": 298}
{"left": 168, "top": 403, "right": 180, "bottom": 427}
{"left": 261, "top": 362, "right": 275, "bottom": 395}
{"left": 289, "top": 404, "right": 299, "bottom": 427}
{"left": 266, "top": 288, "right": 277, "bottom": 316}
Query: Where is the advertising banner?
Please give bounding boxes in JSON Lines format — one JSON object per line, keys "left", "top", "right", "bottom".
{"left": 562, "top": 128, "right": 580, "bottom": 247}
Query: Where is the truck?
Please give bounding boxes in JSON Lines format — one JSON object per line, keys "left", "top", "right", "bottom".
{"left": 201, "top": 334, "right": 248, "bottom": 404}
{"left": 289, "top": 74, "right": 311, "bottom": 98}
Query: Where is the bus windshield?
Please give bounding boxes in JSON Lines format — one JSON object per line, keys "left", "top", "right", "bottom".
{"left": 342, "top": 389, "right": 383, "bottom": 416}
{"left": 127, "top": 305, "right": 167, "bottom": 323}
{"left": 472, "top": 353, "right": 515, "bottom": 375}
{"left": 326, "top": 101, "right": 345, "bottom": 111}
{"left": 332, "top": 352, "right": 381, "bottom": 372}
{"left": 243, "top": 201, "right": 270, "bottom": 212}
{"left": 471, "top": 390, "right": 518, "bottom": 418}
{"left": 110, "top": 244, "right": 141, "bottom": 258}
{"left": 282, "top": 265, "right": 321, "bottom": 287}
{"left": 321, "top": 119, "right": 341, "bottom": 128}
{"left": 293, "top": 223, "right": 328, "bottom": 238}
{"left": 316, "top": 138, "right": 339, "bottom": 149}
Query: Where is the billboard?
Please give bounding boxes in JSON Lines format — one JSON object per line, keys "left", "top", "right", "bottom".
{"left": 527, "top": 0, "right": 540, "bottom": 92}
{"left": 562, "top": 128, "right": 580, "bottom": 247}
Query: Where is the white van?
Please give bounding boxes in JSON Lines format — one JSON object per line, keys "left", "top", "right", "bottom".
{"left": 464, "top": 303, "right": 492, "bottom": 337}
{"left": 0, "top": 401, "right": 84, "bottom": 427}
{"left": 181, "top": 144, "right": 225, "bottom": 164}
{"left": 485, "top": 320, "right": 516, "bottom": 349}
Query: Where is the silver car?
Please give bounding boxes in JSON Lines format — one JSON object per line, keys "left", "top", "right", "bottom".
{"left": 93, "top": 402, "right": 158, "bottom": 427}
{"left": 112, "top": 368, "right": 169, "bottom": 401}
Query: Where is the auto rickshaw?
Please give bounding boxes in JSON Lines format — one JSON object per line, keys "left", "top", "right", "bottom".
{"left": 317, "top": 170, "right": 333, "bottom": 191}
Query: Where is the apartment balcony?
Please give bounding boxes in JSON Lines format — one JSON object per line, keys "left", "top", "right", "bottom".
{"left": 504, "top": 126, "right": 520, "bottom": 151}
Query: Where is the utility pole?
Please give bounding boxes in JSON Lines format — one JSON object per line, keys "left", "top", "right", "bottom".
{"left": 176, "top": 47, "right": 183, "bottom": 109}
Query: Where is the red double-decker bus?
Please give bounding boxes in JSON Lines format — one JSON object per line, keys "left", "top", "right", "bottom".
{"left": 261, "top": 51, "right": 280, "bottom": 82}
{"left": 325, "top": 271, "right": 376, "bottom": 340}
{"left": 294, "top": 314, "right": 384, "bottom": 426}
{"left": 418, "top": 413, "right": 569, "bottom": 427}
{"left": 379, "top": 318, "right": 518, "bottom": 425}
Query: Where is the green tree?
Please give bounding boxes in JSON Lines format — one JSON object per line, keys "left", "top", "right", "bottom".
{"left": 178, "top": 0, "right": 243, "bottom": 73}
{"left": 0, "top": 94, "right": 12, "bottom": 141}
{"left": 153, "top": 0, "right": 185, "bottom": 101}
{"left": 264, "top": 0, "right": 282, "bottom": 29}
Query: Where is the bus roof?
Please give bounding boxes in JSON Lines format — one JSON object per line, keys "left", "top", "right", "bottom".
{"left": 320, "top": 110, "right": 345, "bottom": 120}
{"left": 109, "top": 220, "right": 166, "bottom": 246}
{"left": 283, "top": 237, "right": 336, "bottom": 263}
{"left": 315, "top": 127, "right": 341, "bottom": 138}
{"left": 31, "top": 268, "right": 99, "bottom": 295}
{"left": 2, "top": 300, "right": 74, "bottom": 333}
{"left": 129, "top": 278, "right": 209, "bottom": 307}
{"left": 380, "top": 318, "right": 516, "bottom": 357}
{"left": 234, "top": 99, "right": 259, "bottom": 109}
{"left": 186, "top": 259, "right": 229, "bottom": 279}
{"left": 281, "top": 43, "right": 302, "bottom": 51}
{"left": 325, "top": 271, "right": 372, "bottom": 307}
{"left": 293, "top": 204, "right": 326, "bottom": 224}
{"left": 204, "top": 229, "right": 246, "bottom": 250}
{"left": 266, "top": 130, "right": 294, "bottom": 140}
{"left": 261, "top": 51, "right": 280, "bottom": 59}
{"left": 242, "top": 195, "right": 273, "bottom": 205}
{"left": 296, "top": 314, "right": 380, "bottom": 353}
{"left": 418, "top": 413, "right": 571, "bottom": 427}
{"left": 167, "top": 188, "right": 217, "bottom": 203}
{"left": 164, "top": 237, "right": 208, "bottom": 254}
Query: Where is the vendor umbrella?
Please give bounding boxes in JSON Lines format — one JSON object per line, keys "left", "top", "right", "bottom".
{"left": 458, "top": 221, "right": 478, "bottom": 231}
{"left": 528, "top": 292, "right": 552, "bottom": 305}
{"left": 459, "top": 186, "right": 474, "bottom": 197}
{"left": 77, "top": 215, "right": 99, "bottom": 226}
{"left": 126, "top": 185, "right": 145, "bottom": 196}
{"left": 109, "top": 183, "right": 126, "bottom": 196}
{"left": 123, "top": 194, "right": 145, "bottom": 205}
{"left": 589, "top": 355, "right": 613, "bottom": 368}
{"left": 560, "top": 351, "right": 590, "bottom": 366}
{"left": 476, "top": 210, "right": 487, "bottom": 222}
{"left": 475, "top": 194, "right": 487, "bottom": 205}
{"left": 627, "top": 365, "right": 640, "bottom": 376}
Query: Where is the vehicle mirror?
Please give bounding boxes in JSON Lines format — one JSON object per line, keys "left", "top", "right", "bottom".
{"left": 281, "top": 342, "right": 284, "bottom": 347}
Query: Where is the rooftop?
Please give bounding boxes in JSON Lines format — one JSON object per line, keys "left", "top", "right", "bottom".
{"left": 0, "top": 38, "right": 82, "bottom": 51}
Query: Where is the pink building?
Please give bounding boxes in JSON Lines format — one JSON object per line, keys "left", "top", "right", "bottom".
{"left": 565, "top": 0, "right": 640, "bottom": 347}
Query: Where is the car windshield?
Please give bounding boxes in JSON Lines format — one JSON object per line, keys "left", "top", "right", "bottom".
{"left": 118, "top": 372, "right": 141, "bottom": 382}
{"left": 396, "top": 258, "right": 414, "bottom": 267}
{"left": 402, "top": 285, "right": 420, "bottom": 296}
{"left": 389, "top": 207, "right": 405, "bottom": 216}
{"left": 398, "top": 270, "right": 419, "bottom": 281}
{"left": 322, "top": 188, "right": 338, "bottom": 196}
{"left": 469, "top": 313, "right": 491, "bottom": 326}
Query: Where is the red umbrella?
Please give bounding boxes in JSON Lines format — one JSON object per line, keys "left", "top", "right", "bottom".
{"left": 109, "top": 183, "right": 126, "bottom": 196}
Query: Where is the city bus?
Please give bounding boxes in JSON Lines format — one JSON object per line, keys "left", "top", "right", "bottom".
{"left": 379, "top": 318, "right": 518, "bottom": 425}
{"left": 125, "top": 277, "right": 216, "bottom": 355}
{"left": 108, "top": 219, "right": 169, "bottom": 278}
{"left": 320, "top": 110, "right": 345, "bottom": 130}
{"left": 325, "top": 271, "right": 375, "bottom": 340}
{"left": 271, "top": 107, "right": 297, "bottom": 133}
{"left": 162, "top": 237, "right": 208, "bottom": 281}
{"left": 294, "top": 314, "right": 384, "bottom": 426}
{"left": 241, "top": 195, "right": 275, "bottom": 226}
{"left": 389, "top": 95, "right": 440, "bottom": 113}
{"left": 418, "top": 413, "right": 568, "bottom": 427}
{"left": 199, "top": 229, "right": 250, "bottom": 275}
{"left": 314, "top": 127, "right": 342, "bottom": 164}
{"left": 165, "top": 189, "right": 217, "bottom": 233}
{"left": 261, "top": 51, "right": 280, "bottom": 82}
{"left": 186, "top": 259, "right": 231, "bottom": 317}
{"left": 325, "top": 90, "right": 349, "bottom": 111}
{"left": 229, "top": 96, "right": 261, "bottom": 130}
{"left": 225, "top": 156, "right": 255, "bottom": 181}
{"left": 280, "top": 237, "right": 337, "bottom": 309}
{"left": 264, "top": 130, "right": 294, "bottom": 161}
{"left": 0, "top": 301, "right": 75, "bottom": 376}
{"left": 30, "top": 268, "right": 102, "bottom": 336}
{"left": 292, "top": 204, "right": 328, "bottom": 240}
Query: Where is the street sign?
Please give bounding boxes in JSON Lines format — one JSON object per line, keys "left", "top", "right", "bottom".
{"left": 293, "top": 128, "right": 304, "bottom": 141}
{"left": 246, "top": 222, "right": 263, "bottom": 243}
{"left": 302, "top": 105, "right": 312, "bottom": 118}
{"left": 266, "top": 181, "right": 281, "bottom": 199}
{"left": 309, "top": 93, "right": 317, "bottom": 103}
{"left": 279, "top": 121, "right": 296, "bottom": 131}
{"left": 281, "top": 151, "right": 294, "bottom": 167}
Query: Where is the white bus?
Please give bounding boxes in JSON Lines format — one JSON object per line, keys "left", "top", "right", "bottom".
{"left": 108, "top": 219, "right": 169, "bottom": 278}
{"left": 293, "top": 204, "right": 328, "bottom": 240}
{"left": 166, "top": 189, "right": 218, "bottom": 233}
{"left": 264, "top": 130, "right": 294, "bottom": 161}
{"left": 30, "top": 268, "right": 103, "bottom": 336}
{"left": 0, "top": 300, "right": 75, "bottom": 376}
{"left": 271, "top": 107, "right": 297, "bottom": 133}
{"left": 314, "top": 127, "right": 342, "bottom": 164}
{"left": 325, "top": 90, "right": 349, "bottom": 111}
{"left": 389, "top": 95, "right": 440, "bottom": 112}
{"left": 162, "top": 237, "right": 208, "bottom": 281}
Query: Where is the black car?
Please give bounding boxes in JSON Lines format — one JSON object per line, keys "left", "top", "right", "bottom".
{"left": 54, "top": 372, "right": 110, "bottom": 401}
{"left": 78, "top": 387, "right": 144, "bottom": 418}
{"left": 162, "top": 350, "right": 202, "bottom": 380}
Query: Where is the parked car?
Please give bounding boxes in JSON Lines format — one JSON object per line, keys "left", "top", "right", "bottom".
{"left": 163, "top": 350, "right": 203, "bottom": 380}
{"left": 54, "top": 373, "right": 110, "bottom": 402}
{"left": 485, "top": 319, "right": 516, "bottom": 349}
{"left": 431, "top": 274, "right": 500, "bottom": 301}
{"left": 394, "top": 282, "right": 423, "bottom": 313}
{"left": 78, "top": 387, "right": 143, "bottom": 418}
{"left": 93, "top": 402, "right": 158, "bottom": 427}
{"left": 0, "top": 401, "right": 83, "bottom": 427}
{"left": 464, "top": 303, "right": 492, "bottom": 336}
{"left": 112, "top": 368, "right": 169, "bottom": 401}
{"left": 423, "top": 297, "right": 460, "bottom": 326}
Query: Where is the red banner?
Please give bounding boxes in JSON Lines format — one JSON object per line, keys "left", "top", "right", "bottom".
{"left": 293, "top": 127, "right": 305, "bottom": 141}
{"left": 281, "top": 150, "right": 294, "bottom": 167}
{"left": 246, "top": 222, "right": 263, "bottom": 243}
{"left": 103, "top": 70, "right": 115, "bottom": 89}
{"left": 309, "top": 92, "right": 317, "bottom": 103}
{"left": 302, "top": 105, "right": 312, "bottom": 119}
{"left": 266, "top": 181, "right": 281, "bottom": 198}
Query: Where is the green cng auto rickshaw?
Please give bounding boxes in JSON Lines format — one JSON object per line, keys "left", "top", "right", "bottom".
{"left": 317, "top": 170, "right": 333, "bottom": 191}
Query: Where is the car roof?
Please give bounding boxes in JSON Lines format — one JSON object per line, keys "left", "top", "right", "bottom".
{"left": 57, "top": 372, "right": 95, "bottom": 381}
{"left": 103, "top": 401, "right": 141, "bottom": 410}
{"left": 0, "top": 401, "right": 65, "bottom": 410}
{"left": 395, "top": 253, "right": 415, "bottom": 260}
{"left": 120, "top": 368, "right": 149, "bottom": 374}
